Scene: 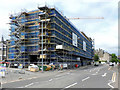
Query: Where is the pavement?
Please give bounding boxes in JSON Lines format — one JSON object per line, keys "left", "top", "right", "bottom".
{"left": 1, "top": 64, "right": 119, "bottom": 89}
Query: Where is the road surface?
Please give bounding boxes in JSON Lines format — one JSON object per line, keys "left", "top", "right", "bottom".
{"left": 2, "top": 64, "right": 118, "bottom": 89}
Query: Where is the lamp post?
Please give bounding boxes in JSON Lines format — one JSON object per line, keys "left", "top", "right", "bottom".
{"left": 41, "top": 21, "right": 43, "bottom": 72}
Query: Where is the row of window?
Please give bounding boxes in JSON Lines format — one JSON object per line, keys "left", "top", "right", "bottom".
{"left": 53, "top": 9, "right": 92, "bottom": 46}
{"left": 8, "top": 55, "right": 28, "bottom": 59}
{"left": 50, "top": 17, "right": 92, "bottom": 47}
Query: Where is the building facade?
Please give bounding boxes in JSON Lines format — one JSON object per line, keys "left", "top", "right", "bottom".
{"left": 8, "top": 5, "right": 94, "bottom": 66}
{"left": 95, "top": 48, "right": 111, "bottom": 62}
{"left": 100, "top": 52, "right": 112, "bottom": 62}
{"left": 95, "top": 48, "right": 104, "bottom": 57}
{"left": 0, "top": 36, "right": 7, "bottom": 61}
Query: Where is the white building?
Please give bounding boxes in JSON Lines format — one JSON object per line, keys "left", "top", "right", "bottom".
{"left": 99, "top": 52, "right": 112, "bottom": 62}
{"left": 95, "top": 48, "right": 112, "bottom": 62}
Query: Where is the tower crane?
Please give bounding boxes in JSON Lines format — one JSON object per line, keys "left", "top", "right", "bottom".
{"left": 67, "top": 16, "right": 104, "bottom": 57}
{"left": 68, "top": 17, "right": 104, "bottom": 20}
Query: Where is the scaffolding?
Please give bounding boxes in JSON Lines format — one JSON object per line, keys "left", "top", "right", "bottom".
{"left": 9, "top": 12, "right": 28, "bottom": 64}
{"left": 8, "top": 5, "right": 94, "bottom": 68}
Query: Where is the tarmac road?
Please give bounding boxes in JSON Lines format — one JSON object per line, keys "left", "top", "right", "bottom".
{"left": 2, "top": 64, "right": 118, "bottom": 89}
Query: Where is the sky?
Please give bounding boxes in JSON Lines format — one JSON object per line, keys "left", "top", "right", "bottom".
{"left": 0, "top": 0, "right": 119, "bottom": 55}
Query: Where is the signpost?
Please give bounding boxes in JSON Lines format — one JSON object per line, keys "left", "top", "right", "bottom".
{"left": 0, "top": 66, "right": 6, "bottom": 78}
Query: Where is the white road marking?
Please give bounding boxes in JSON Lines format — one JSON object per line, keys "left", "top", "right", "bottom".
{"left": 82, "top": 77, "right": 90, "bottom": 81}
{"left": 108, "top": 81, "right": 114, "bottom": 88}
{"left": 55, "top": 75, "right": 64, "bottom": 80}
{"left": 32, "top": 77, "right": 37, "bottom": 79}
{"left": 102, "top": 73, "right": 107, "bottom": 77}
{"left": 92, "top": 69, "right": 100, "bottom": 75}
{"left": 107, "top": 72, "right": 116, "bottom": 88}
{"left": 28, "top": 77, "right": 37, "bottom": 79}
{"left": 55, "top": 73, "right": 69, "bottom": 78}
{"left": 25, "top": 83, "right": 34, "bottom": 87}
{"left": 94, "top": 71, "right": 98, "bottom": 74}
{"left": 56, "top": 74, "right": 62, "bottom": 77}
{"left": 17, "top": 86, "right": 24, "bottom": 88}
{"left": 49, "top": 79, "right": 53, "bottom": 81}
{"left": 2, "top": 79, "right": 22, "bottom": 84}
{"left": 92, "top": 73, "right": 97, "bottom": 75}
{"left": 65, "top": 82, "right": 77, "bottom": 88}
{"left": 10, "top": 79, "right": 21, "bottom": 83}
{"left": 28, "top": 78, "right": 33, "bottom": 80}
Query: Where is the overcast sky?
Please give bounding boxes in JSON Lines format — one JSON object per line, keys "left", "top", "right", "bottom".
{"left": 0, "top": 0, "right": 118, "bottom": 55}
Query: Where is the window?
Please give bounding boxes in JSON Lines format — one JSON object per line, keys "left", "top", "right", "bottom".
{"left": 83, "top": 41, "right": 86, "bottom": 51}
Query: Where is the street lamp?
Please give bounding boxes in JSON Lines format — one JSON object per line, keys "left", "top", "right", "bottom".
{"left": 41, "top": 21, "right": 43, "bottom": 72}
{"left": 40, "top": 19, "right": 50, "bottom": 72}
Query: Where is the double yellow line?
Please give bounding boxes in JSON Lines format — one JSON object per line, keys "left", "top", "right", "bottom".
{"left": 112, "top": 72, "right": 116, "bottom": 82}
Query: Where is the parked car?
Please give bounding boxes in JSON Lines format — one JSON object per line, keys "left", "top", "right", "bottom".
{"left": 101, "top": 62, "right": 106, "bottom": 64}
{"left": 94, "top": 62, "right": 99, "bottom": 66}
{"left": 28, "top": 64, "right": 38, "bottom": 71}
{"left": 109, "top": 62, "right": 115, "bottom": 66}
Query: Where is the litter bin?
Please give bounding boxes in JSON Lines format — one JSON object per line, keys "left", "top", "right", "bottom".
{"left": 75, "top": 64, "right": 78, "bottom": 68}
{"left": 38, "top": 65, "right": 51, "bottom": 71}
{"left": 50, "top": 65, "right": 55, "bottom": 70}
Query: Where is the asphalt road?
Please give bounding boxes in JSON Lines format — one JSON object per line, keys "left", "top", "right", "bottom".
{"left": 2, "top": 64, "right": 118, "bottom": 89}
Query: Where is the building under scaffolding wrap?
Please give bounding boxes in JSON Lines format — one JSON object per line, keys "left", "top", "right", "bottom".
{"left": 8, "top": 5, "right": 94, "bottom": 66}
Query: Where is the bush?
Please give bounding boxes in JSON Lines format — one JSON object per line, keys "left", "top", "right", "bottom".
{"left": 110, "top": 53, "right": 119, "bottom": 63}
{"left": 94, "top": 54, "right": 99, "bottom": 62}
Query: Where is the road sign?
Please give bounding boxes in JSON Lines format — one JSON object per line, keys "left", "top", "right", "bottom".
{"left": 0, "top": 66, "right": 6, "bottom": 77}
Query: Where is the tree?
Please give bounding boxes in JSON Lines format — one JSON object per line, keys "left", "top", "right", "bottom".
{"left": 118, "top": 59, "right": 120, "bottom": 63}
{"left": 94, "top": 54, "right": 99, "bottom": 61}
{"left": 110, "top": 58, "right": 117, "bottom": 63}
{"left": 111, "top": 53, "right": 117, "bottom": 59}
{"left": 110, "top": 53, "right": 118, "bottom": 63}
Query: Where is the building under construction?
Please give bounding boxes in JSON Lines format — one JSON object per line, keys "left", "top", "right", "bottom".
{"left": 8, "top": 5, "right": 94, "bottom": 67}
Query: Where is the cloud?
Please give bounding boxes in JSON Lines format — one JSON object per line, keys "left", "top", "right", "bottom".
{"left": 62, "top": 1, "right": 118, "bottom": 55}
{"left": 0, "top": 0, "right": 118, "bottom": 55}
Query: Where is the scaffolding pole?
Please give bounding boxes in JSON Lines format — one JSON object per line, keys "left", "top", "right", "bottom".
{"left": 41, "top": 21, "right": 43, "bottom": 72}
